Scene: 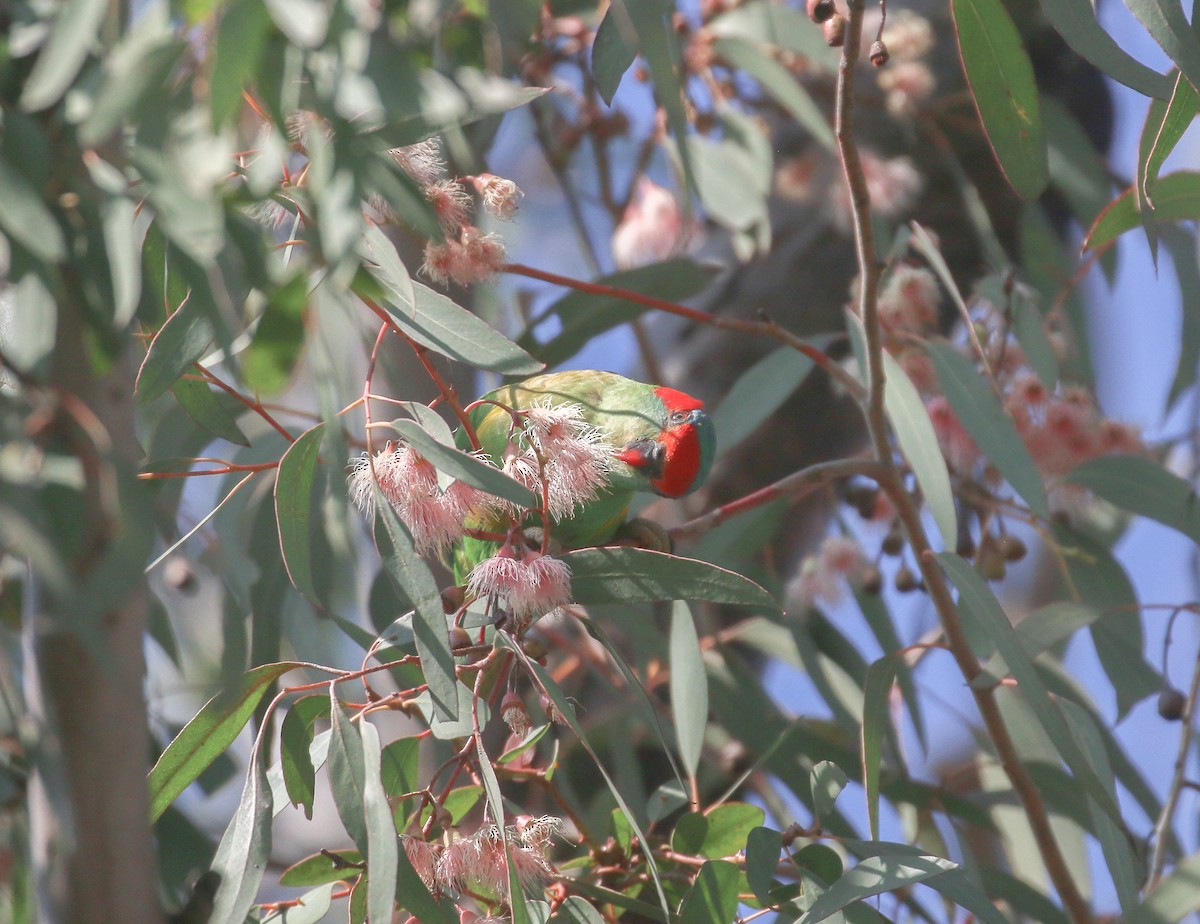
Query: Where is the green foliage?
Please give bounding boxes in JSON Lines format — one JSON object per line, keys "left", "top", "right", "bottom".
{"left": 5, "top": 0, "right": 1200, "bottom": 921}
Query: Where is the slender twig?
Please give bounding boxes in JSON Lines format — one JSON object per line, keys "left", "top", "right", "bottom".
{"left": 670, "top": 457, "right": 885, "bottom": 542}
{"left": 144, "top": 470, "right": 260, "bottom": 573}
{"left": 503, "top": 262, "right": 866, "bottom": 400}
{"left": 832, "top": 2, "right": 1092, "bottom": 921}
{"left": 1146, "top": 638, "right": 1200, "bottom": 886}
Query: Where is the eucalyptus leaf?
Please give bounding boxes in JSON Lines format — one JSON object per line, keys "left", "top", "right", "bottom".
{"left": 274, "top": 424, "right": 325, "bottom": 607}
{"left": 670, "top": 601, "right": 708, "bottom": 780}
{"left": 952, "top": 0, "right": 1048, "bottom": 199}
{"left": 148, "top": 661, "right": 302, "bottom": 822}
{"left": 560, "top": 547, "right": 780, "bottom": 611}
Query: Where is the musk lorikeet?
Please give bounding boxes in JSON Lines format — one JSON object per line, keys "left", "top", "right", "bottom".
{"left": 449, "top": 370, "right": 716, "bottom": 584}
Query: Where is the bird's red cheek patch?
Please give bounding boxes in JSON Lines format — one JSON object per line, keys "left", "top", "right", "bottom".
{"left": 654, "top": 425, "right": 701, "bottom": 497}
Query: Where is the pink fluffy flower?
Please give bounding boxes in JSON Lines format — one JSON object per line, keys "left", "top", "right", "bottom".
{"left": 830, "top": 152, "right": 922, "bottom": 231}
{"left": 470, "top": 173, "right": 523, "bottom": 221}
{"left": 392, "top": 138, "right": 445, "bottom": 187}
{"left": 789, "top": 536, "right": 869, "bottom": 611}
{"left": 421, "top": 227, "right": 507, "bottom": 287}
{"left": 879, "top": 265, "right": 940, "bottom": 334}
{"left": 509, "top": 401, "right": 614, "bottom": 520}
{"left": 401, "top": 835, "right": 442, "bottom": 890}
{"left": 437, "top": 818, "right": 560, "bottom": 897}
{"left": 926, "top": 395, "right": 981, "bottom": 474}
{"left": 348, "top": 444, "right": 468, "bottom": 554}
{"left": 466, "top": 547, "right": 573, "bottom": 626}
{"left": 611, "top": 178, "right": 696, "bottom": 270}
{"left": 427, "top": 178, "right": 472, "bottom": 234}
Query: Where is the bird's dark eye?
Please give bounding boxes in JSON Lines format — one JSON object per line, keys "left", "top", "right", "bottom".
{"left": 668, "top": 410, "right": 691, "bottom": 426}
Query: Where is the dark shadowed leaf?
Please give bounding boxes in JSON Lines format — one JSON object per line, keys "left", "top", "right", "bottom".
{"left": 560, "top": 547, "right": 780, "bottom": 611}
{"left": 279, "top": 694, "right": 329, "bottom": 819}
{"left": 207, "top": 750, "right": 274, "bottom": 924}
{"left": 148, "top": 661, "right": 301, "bottom": 821}
{"left": 678, "top": 860, "right": 741, "bottom": 924}
{"left": 952, "top": 0, "right": 1048, "bottom": 200}
{"left": 274, "top": 423, "right": 325, "bottom": 606}
{"left": 1034, "top": 0, "right": 1172, "bottom": 98}
{"left": 670, "top": 601, "right": 708, "bottom": 780}
{"left": 1165, "top": 228, "right": 1200, "bottom": 408}
{"left": 171, "top": 376, "right": 250, "bottom": 446}
{"left": 860, "top": 655, "right": 899, "bottom": 840}
{"left": 1059, "top": 700, "right": 1140, "bottom": 913}
{"left": 592, "top": 5, "right": 637, "bottom": 105}
{"left": 1084, "top": 172, "right": 1200, "bottom": 250}
{"left": 1067, "top": 454, "right": 1200, "bottom": 544}
{"left": 553, "top": 896, "right": 607, "bottom": 924}
{"left": 746, "top": 826, "right": 783, "bottom": 904}
{"left": 137, "top": 303, "right": 216, "bottom": 405}
{"left": 244, "top": 274, "right": 310, "bottom": 396}
{"left": 387, "top": 418, "right": 537, "bottom": 508}
{"left": 926, "top": 341, "right": 1049, "bottom": 518}
{"left": 372, "top": 489, "right": 458, "bottom": 723}
{"left": 1052, "top": 524, "right": 1159, "bottom": 718}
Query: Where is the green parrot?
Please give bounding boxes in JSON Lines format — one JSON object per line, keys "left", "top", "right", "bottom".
{"left": 449, "top": 370, "right": 716, "bottom": 583}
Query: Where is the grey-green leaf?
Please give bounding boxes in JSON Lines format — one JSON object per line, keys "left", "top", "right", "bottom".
{"left": 952, "top": 0, "right": 1048, "bottom": 200}
{"left": 925, "top": 341, "right": 1050, "bottom": 519}
{"left": 372, "top": 489, "right": 459, "bottom": 723}
{"left": 592, "top": 5, "right": 637, "bottom": 105}
{"left": 387, "top": 417, "right": 537, "bottom": 508}
{"left": 559, "top": 547, "right": 780, "bottom": 611}
{"left": 1066, "top": 454, "right": 1200, "bottom": 544}
{"left": 387, "top": 282, "right": 543, "bottom": 375}
{"left": 710, "top": 346, "right": 814, "bottom": 455}
{"left": 670, "top": 602, "right": 708, "bottom": 780}
{"left": 361, "top": 720, "right": 399, "bottom": 924}
{"left": 207, "top": 750, "right": 274, "bottom": 924}
{"left": 274, "top": 424, "right": 325, "bottom": 607}
{"left": 327, "top": 689, "right": 368, "bottom": 852}
{"left": 19, "top": 0, "right": 109, "bottom": 112}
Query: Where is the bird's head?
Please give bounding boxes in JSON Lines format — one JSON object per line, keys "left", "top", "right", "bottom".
{"left": 612, "top": 386, "right": 716, "bottom": 497}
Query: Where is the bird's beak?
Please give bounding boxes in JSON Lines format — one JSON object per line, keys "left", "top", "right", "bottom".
{"left": 613, "top": 437, "right": 666, "bottom": 480}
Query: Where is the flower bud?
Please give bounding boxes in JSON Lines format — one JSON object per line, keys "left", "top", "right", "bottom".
{"left": 861, "top": 564, "right": 883, "bottom": 595}
{"left": 1158, "top": 687, "right": 1187, "bottom": 721}
{"left": 807, "top": 0, "right": 837, "bottom": 22}
{"left": 502, "top": 690, "right": 532, "bottom": 739}
{"left": 823, "top": 13, "right": 846, "bottom": 46}
{"left": 882, "top": 528, "right": 905, "bottom": 556}
{"left": 894, "top": 565, "right": 919, "bottom": 593}
{"left": 998, "top": 535, "right": 1027, "bottom": 562}
{"left": 869, "top": 39, "right": 889, "bottom": 66}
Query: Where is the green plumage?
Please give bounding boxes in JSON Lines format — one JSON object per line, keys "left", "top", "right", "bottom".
{"left": 449, "top": 370, "right": 715, "bottom": 583}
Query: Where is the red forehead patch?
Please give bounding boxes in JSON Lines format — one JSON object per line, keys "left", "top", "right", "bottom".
{"left": 655, "top": 385, "right": 704, "bottom": 413}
